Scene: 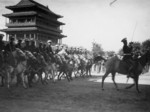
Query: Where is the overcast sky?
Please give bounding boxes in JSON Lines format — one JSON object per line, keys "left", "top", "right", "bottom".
{"left": 0, "top": 0, "right": 150, "bottom": 52}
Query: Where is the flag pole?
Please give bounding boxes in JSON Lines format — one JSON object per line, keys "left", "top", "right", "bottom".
{"left": 131, "top": 22, "right": 137, "bottom": 42}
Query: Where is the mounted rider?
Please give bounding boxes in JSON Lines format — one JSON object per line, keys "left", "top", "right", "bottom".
{"left": 29, "top": 39, "right": 38, "bottom": 54}
{"left": 5, "top": 36, "right": 16, "bottom": 53}
{"left": 16, "top": 39, "right": 23, "bottom": 50}
{"left": 38, "top": 41, "right": 43, "bottom": 54}
{"left": 46, "top": 40, "right": 55, "bottom": 62}
{"left": 23, "top": 39, "right": 30, "bottom": 51}
{"left": 121, "top": 37, "right": 135, "bottom": 78}
{"left": 0, "top": 34, "right": 5, "bottom": 52}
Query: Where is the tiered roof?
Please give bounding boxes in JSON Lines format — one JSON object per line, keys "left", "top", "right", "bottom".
{"left": 6, "top": 0, "right": 63, "bottom": 18}
{"left": 1, "top": 0, "right": 66, "bottom": 38}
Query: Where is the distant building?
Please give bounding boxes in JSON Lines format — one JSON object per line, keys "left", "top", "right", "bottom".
{"left": 1, "top": 0, "right": 66, "bottom": 44}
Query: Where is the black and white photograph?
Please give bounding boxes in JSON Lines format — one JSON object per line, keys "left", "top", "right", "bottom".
{"left": 0, "top": 0, "right": 150, "bottom": 112}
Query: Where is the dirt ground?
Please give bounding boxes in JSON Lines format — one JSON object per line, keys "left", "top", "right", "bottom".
{"left": 0, "top": 74, "right": 150, "bottom": 112}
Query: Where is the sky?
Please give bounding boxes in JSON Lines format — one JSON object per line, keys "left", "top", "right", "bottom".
{"left": 0, "top": 0, "right": 150, "bottom": 52}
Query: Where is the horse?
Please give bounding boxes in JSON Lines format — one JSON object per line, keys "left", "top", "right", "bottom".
{"left": 10, "top": 48, "right": 27, "bottom": 88}
{"left": 56, "top": 54, "right": 74, "bottom": 81}
{"left": 0, "top": 48, "right": 27, "bottom": 88}
{"left": 101, "top": 51, "right": 150, "bottom": 93}
{"left": 23, "top": 51, "right": 42, "bottom": 87}
{"left": 36, "top": 53, "right": 57, "bottom": 84}
{"left": 0, "top": 63, "right": 14, "bottom": 88}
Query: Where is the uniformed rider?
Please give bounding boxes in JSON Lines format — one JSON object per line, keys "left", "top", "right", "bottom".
{"left": 121, "top": 38, "right": 134, "bottom": 78}
{"left": 5, "top": 36, "right": 16, "bottom": 52}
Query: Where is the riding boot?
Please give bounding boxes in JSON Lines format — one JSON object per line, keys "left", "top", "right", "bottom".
{"left": 127, "top": 66, "right": 134, "bottom": 78}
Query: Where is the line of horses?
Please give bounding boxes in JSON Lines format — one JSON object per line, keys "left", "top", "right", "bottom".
{"left": 0, "top": 48, "right": 94, "bottom": 88}
{"left": 0, "top": 48, "right": 150, "bottom": 93}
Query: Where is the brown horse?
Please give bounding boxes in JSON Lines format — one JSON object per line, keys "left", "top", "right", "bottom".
{"left": 10, "top": 48, "right": 27, "bottom": 88}
{"left": 0, "top": 48, "right": 27, "bottom": 88}
{"left": 101, "top": 51, "right": 150, "bottom": 93}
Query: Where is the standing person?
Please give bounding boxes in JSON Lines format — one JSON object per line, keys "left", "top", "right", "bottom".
{"left": 121, "top": 38, "right": 134, "bottom": 77}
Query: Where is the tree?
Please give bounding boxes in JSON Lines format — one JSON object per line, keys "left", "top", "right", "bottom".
{"left": 106, "top": 51, "right": 115, "bottom": 57}
{"left": 133, "top": 41, "right": 141, "bottom": 51}
{"left": 142, "top": 39, "right": 150, "bottom": 50}
{"left": 92, "top": 42, "right": 104, "bottom": 57}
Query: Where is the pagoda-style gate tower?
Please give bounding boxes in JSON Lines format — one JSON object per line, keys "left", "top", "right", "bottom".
{"left": 1, "top": 0, "right": 66, "bottom": 44}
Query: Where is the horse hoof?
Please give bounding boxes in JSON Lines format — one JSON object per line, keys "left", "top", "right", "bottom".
{"left": 0, "top": 85, "right": 4, "bottom": 87}
{"left": 29, "top": 85, "right": 32, "bottom": 88}
{"left": 24, "top": 86, "right": 28, "bottom": 89}
{"left": 102, "top": 88, "right": 104, "bottom": 91}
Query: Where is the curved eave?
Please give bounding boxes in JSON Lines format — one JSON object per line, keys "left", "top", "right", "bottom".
{"left": 6, "top": 5, "right": 35, "bottom": 10}
{"left": 6, "top": 5, "right": 63, "bottom": 18}
{"left": 0, "top": 27, "right": 67, "bottom": 38}
{"left": 35, "top": 5, "right": 62, "bottom": 18}
{"left": 0, "top": 27, "right": 38, "bottom": 32}
{"left": 38, "top": 28, "right": 66, "bottom": 37}
{"left": 3, "top": 11, "right": 37, "bottom": 17}
{"left": 37, "top": 14, "right": 65, "bottom": 25}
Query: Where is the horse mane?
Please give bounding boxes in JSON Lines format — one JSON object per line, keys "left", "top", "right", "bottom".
{"left": 138, "top": 51, "right": 150, "bottom": 67}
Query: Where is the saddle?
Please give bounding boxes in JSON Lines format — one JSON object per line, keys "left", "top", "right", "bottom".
{"left": 121, "top": 57, "right": 139, "bottom": 77}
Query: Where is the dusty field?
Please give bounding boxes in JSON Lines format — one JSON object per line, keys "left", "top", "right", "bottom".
{"left": 0, "top": 75, "right": 150, "bottom": 112}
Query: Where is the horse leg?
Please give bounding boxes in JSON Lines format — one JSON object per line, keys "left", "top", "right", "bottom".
{"left": 16, "top": 73, "right": 20, "bottom": 87}
{"left": 21, "top": 72, "right": 27, "bottom": 89}
{"left": 125, "top": 83, "right": 135, "bottom": 89}
{"left": 66, "top": 72, "right": 70, "bottom": 82}
{"left": 134, "top": 76, "right": 140, "bottom": 93}
{"left": 0, "top": 76, "right": 4, "bottom": 87}
{"left": 101, "top": 71, "right": 110, "bottom": 90}
{"left": 98, "top": 64, "right": 101, "bottom": 73}
{"left": 111, "top": 72, "right": 119, "bottom": 90}
{"left": 6, "top": 71, "right": 11, "bottom": 88}
{"left": 28, "top": 71, "right": 35, "bottom": 87}
{"left": 57, "top": 71, "right": 62, "bottom": 80}
{"left": 89, "top": 67, "right": 92, "bottom": 77}
{"left": 51, "top": 69, "right": 56, "bottom": 83}
{"left": 39, "top": 71, "right": 45, "bottom": 85}
{"left": 44, "top": 71, "right": 49, "bottom": 84}
{"left": 69, "top": 71, "right": 73, "bottom": 81}
{"left": 125, "top": 78, "right": 135, "bottom": 89}
{"left": 75, "top": 70, "right": 79, "bottom": 78}
{"left": 94, "top": 64, "right": 96, "bottom": 71}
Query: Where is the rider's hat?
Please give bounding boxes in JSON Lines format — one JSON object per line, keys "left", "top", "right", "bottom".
{"left": 47, "top": 40, "right": 52, "bottom": 43}
{"left": 18, "top": 39, "right": 22, "bottom": 43}
{"left": 121, "top": 38, "right": 127, "bottom": 42}
{"left": 10, "top": 36, "right": 15, "bottom": 41}
{"left": 129, "top": 42, "right": 133, "bottom": 45}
